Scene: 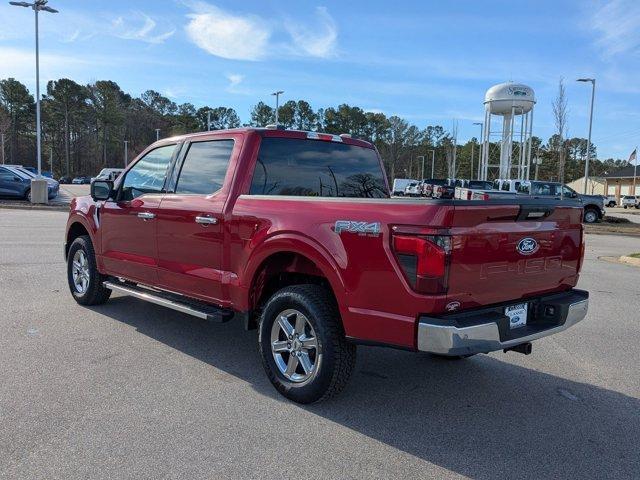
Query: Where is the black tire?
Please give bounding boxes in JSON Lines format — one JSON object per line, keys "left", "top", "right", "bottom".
{"left": 583, "top": 208, "right": 598, "bottom": 223}
{"left": 67, "top": 235, "right": 111, "bottom": 305}
{"left": 24, "top": 189, "right": 31, "bottom": 202}
{"left": 258, "top": 285, "right": 356, "bottom": 404}
{"left": 624, "top": 205, "right": 628, "bottom": 209}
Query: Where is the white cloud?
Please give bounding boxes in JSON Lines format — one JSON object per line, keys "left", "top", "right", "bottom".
{"left": 183, "top": 2, "right": 338, "bottom": 61}
{"left": 591, "top": 0, "right": 640, "bottom": 57}
{"left": 111, "top": 12, "right": 175, "bottom": 44}
{"left": 185, "top": 2, "right": 271, "bottom": 61}
{"left": 284, "top": 7, "right": 338, "bottom": 58}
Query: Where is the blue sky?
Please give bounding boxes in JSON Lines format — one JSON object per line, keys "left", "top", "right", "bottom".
{"left": 1, "top": 0, "right": 639, "bottom": 159}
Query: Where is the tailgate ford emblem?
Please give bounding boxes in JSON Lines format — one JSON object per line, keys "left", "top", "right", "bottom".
{"left": 516, "top": 237, "right": 539, "bottom": 255}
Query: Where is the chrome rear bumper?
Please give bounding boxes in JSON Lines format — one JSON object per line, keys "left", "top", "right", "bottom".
{"left": 417, "top": 290, "right": 589, "bottom": 356}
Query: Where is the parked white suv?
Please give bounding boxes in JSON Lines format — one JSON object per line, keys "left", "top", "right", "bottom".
{"left": 621, "top": 195, "right": 639, "bottom": 209}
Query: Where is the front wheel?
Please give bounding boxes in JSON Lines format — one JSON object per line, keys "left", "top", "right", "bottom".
{"left": 583, "top": 208, "right": 598, "bottom": 223}
{"left": 258, "top": 285, "right": 356, "bottom": 404}
{"left": 67, "top": 235, "right": 111, "bottom": 305}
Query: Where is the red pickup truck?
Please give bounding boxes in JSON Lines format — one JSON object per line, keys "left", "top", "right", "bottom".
{"left": 65, "top": 128, "right": 589, "bottom": 403}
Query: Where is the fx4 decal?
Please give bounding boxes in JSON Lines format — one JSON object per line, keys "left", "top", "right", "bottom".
{"left": 334, "top": 220, "right": 381, "bottom": 236}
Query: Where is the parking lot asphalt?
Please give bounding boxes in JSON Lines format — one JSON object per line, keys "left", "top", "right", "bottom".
{"left": 0, "top": 208, "right": 639, "bottom": 480}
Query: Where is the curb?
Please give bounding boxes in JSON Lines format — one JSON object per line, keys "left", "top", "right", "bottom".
{"left": 620, "top": 256, "right": 640, "bottom": 267}
{"left": 0, "top": 203, "right": 69, "bottom": 212}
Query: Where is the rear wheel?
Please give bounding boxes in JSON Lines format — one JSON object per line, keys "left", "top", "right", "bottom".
{"left": 258, "top": 285, "right": 356, "bottom": 404}
{"left": 24, "top": 189, "right": 31, "bottom": 202}
{"left": 583, "top": 208, "right": 598, "bottom": 223}
{"left": 67, "top": 235, "right": 111, "bottom": 305}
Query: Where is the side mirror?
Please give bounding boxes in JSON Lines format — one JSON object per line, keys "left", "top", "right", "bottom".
{"left": 91, "top": 180, "right": 113, "bottom": 201}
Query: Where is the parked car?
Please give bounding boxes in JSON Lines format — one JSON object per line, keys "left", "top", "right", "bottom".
{"left": 59, "top": 176, "right": 73, "bottom": 184}
{"left": 604, "top": 195, "right": 617, "bottom": 208}
{"left": 95, "top": 168, "right": 125, "bottom": 182}
{"left": 23, "top": 166, "right": 53, "bottom": 178}
{"left": 391, "top": 178, "right": 414, "bottom": 196}
{"left": 421, "top": 178, "right": 447, "bottom": 197}
{"left": 621, "top": 195, "right": 639, "bottom": 209}
{"left": 516, "top": 182, "right": 605, "bottom": 223}
{"left": 2, "top": 165, "right": 59, "bottom": 199}
{"left": 432, "top": 178, "right": 456, "bottom": 199}
{"left": 0, "top": 166, "right": 32, "bottom": 200}
{"left": 404, "top": 181, "right": 420, "bottom": 196}
{"left": 65, "top": 127, "right": 589, "bottom": 404}
{"left": 455, "top": 180, "right": 494, "bottom": 200}
{"left": 72, "top": 176, "right": 92, "bottom": 184}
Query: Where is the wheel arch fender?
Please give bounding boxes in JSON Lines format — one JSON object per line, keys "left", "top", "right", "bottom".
{"left": 240, "top": 233, "right": 348, "bottom": 313}
{"left": 65, "top": 208, "right": 100, "bottom": 260}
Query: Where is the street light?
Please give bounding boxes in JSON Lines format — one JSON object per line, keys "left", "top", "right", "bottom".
{"left": 155, "top": 128, "right": 161, "bottom": 141}
{"left": 473, "top": 122, "right": 483, "bottom": 179}
{"left": 271, "top": 90, "right": 284, "bottom": 126}
{"left": 577, "top": 78, "right": 596, "bottom": 194}
{"left": 10, "top": 0, "right": 59, "bottom": 180}
{"left": 427, "top": 149, "right": 435, "bottom": 178}
{"left": 416, "top": 155, "right": 425, "bottom": 179}
{"left": 124, "top": 140, "right": 128, "bottom": 167}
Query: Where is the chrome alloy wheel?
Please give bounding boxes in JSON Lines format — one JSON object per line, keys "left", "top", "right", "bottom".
{"left": 270, "top": 309, "right": 320, "bottom": 383}
{"left": 71, "top": 249, "right": 90, "bottom": 294}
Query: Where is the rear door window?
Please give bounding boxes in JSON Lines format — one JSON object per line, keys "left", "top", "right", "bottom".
{"left": 175, "top": 140, "right": 234, "bottom": 195}
{"left": 250, "top": 137, "right": 387, "bottom": 198}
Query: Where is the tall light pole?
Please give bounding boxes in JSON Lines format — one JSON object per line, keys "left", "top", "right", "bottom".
{"left": 1, "top": 133, "right": 5, "bottom": 164}
{"left": 427, "top": 149, "right": 435, "bottom": 178}
{"left": 124, "top": 140, "right": 128, "bottom": 167}
{"left": 155, "top": 128, "right": 160, "bottom": 141}
{"left": 577, "top": 78, "right": 596, "bottom": 194}
{"left": 10, "top": 1, "right": 58, "bottom": 178}
{"left": 271, "top": 90, "right": 284, "bottom": 126}
{"left": 417, "top": 155, "right": 425, "bottom": 179}
{"left": 207, "top": 110, "right": 211, "bottom": 131}
{"left": 473, "top": 122, "right": 483, "bottom": 179}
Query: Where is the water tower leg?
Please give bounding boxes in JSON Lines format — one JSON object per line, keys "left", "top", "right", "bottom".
{"left": 500, "top": 113, "right": 512, "bottom": 179}
{"left": 482, "top": 108, "right": 491, "bottom": 180}
{"left": 526, "top": 109, "right": 534, "bottom": 181}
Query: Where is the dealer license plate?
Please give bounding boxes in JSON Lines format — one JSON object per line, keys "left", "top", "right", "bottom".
{"left": 505, "top": 303, "right": 528, "bottom": 329}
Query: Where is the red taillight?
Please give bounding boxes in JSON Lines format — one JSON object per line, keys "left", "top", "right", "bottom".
{"left": 392, "top": 233, "right": 451, "bottom": 294}
{"left": 577, "top": 228, "right": 586, "bottom": 272}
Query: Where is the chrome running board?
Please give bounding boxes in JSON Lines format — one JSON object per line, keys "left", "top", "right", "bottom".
{"left": 103, "top": 281, "right": 233, "bottom": 323}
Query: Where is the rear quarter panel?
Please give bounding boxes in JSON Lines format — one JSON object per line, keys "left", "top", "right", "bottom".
{"left": 228, "top": 196, "right": 455, "bottom": 348}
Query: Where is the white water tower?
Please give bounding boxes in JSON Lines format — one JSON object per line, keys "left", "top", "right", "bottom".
{"left": 479, "top": 82, "right": 536, "bottom": 180}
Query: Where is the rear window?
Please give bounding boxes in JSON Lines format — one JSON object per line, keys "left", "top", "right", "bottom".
{"left": 249, "top": 138, "right": 388, "bottom": 198}
{"left": 175, "top": 140, "right": 234, "bottom": 195}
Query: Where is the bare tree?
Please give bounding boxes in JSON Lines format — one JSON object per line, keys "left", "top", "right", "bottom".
{"left": 552, "top": 78, "right": 568, "bottom": 186}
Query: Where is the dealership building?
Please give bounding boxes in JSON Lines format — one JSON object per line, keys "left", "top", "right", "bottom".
{"left": 603, "top": 166, "right": 639, "bottom": 198}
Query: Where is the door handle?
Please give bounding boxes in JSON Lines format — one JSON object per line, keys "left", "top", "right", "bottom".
{"left": 137, "top": 211, "right": 156, "bottom": 220}
{"left": 195, "top": 215, "right": 218, "bottom": 226}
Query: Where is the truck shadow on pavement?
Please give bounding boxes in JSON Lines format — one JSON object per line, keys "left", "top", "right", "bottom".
{"left": 97, "top": 296, "right": 639, "bottom": 480}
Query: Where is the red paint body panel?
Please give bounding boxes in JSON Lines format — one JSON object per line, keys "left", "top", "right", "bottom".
{"left": 66, "top": 128, "right": 584, "bottom": 351}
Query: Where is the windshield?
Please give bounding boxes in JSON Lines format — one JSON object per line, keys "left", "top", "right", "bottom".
{"left": 250, "top": 138, "right": 388, "bottom": 198}
{"left": 6, "top": 167, "right": 32, "bottom": 180}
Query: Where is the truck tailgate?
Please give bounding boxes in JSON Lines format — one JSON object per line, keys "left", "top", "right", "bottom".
{"left": 446, "top": 202, "right": 583, "bottom": 309}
